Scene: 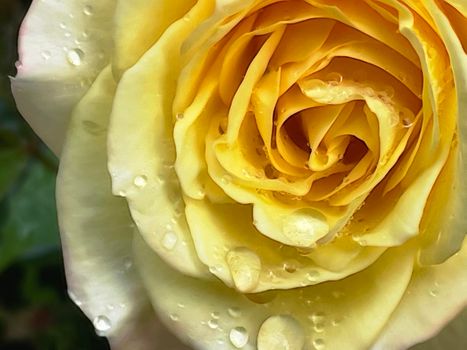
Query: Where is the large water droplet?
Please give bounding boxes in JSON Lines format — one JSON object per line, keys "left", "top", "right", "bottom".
{"left": 229, "top": 327, "right": 249, "bottom": 348}
{"left": 226, "top": 247, "right": 261, "bottom": 292}
{"left": 282, "top": 209, "right": 329, "bottom": 247}
{"left": 161, "top": 230, "right": 178, "bottom": 250}
{"left": 67, "top": 48, "right": 84, "bottom": 66}
{"left": 257, "top": 315, "right": 305, "bottom": 350}
{"left": 93, "top": 315, "right": 111, "bottom": 333}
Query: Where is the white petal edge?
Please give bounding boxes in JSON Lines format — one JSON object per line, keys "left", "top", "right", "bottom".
{"left": 11, "top": 0, "right": 115, "bottom": 154}
{"left": 57, "top": 66, "right": 160, "bottom": 349}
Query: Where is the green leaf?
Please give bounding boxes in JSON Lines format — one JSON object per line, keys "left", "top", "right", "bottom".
{"left": 0, "top": 159, "right": 60, "bottom": 272}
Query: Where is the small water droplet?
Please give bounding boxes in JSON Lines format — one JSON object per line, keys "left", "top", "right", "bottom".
{"left": 41, "top": 51, "right": 51, "bottom": 60}
{"left": 325, "top": 72, "right": 343, "bottom": 85}
{"left": 161, "top": 230, "right": 178, "bottom": 250}
{"left": 83, "top": 5, "right": 93, "bottom": 16}
{"left": 59, "top": 22, "right": 67, "bottom": 29}
{"left": 177, "top": 302, "right": 185, "bottom": 308}
{"left": 229, "top": 327, "right": 249, "bottom": 348}
{"left": 133, "top": 175, "right": 148, "bottom": 188}
{"left": 118, "top": 190, "right": 126, "bottom": 197}
{"left": 169, "top": 313, "right": 179, "bottom": 321}
{"left": 67, "top": 48, "right": 84, "bottom": 66}
{"left": 309, "top": 311, "right": 325, "bottom": 324}
{"left": 306, "top": 270, "right": 319, "bottom": 282}
{"left": 93, "top": 315, "right": 111, "bottom": 333}
{"left": 282, "top": 260, "right": 299, "bottom": 273}
{"left": 211, "top": 311, "right": 220, "bottom": 319}
{"left": 257, "top": 315, "right": 305, "bottom": 350}
{"left": 15, "top": 60, "right": 22, "bottom": 69}
{"left": 228, "top": 307, "right": 241, "bottom": 318}
{"left": 221, "top": 174, "right": 232, "bottom": 185}
{"left": 226, "top": 247, "right": 261, "bottom": 292}
{"left": 331, "top": 317, "right": 342, "bottom": 326}
{"left": 123, "top": 257, "right": 133, "bottom": 270}
{"left": 429, "top": 289, "right": 439, "bottom": 297}
{"left": 208, "top": 319, "right": 219, "bottom": 329}
{"left": 68, "top": 290, "right": 82, "bottom": 306}
{"left": 176, "top": 113, "right": 184, "bottom": 120}
{"left": 313, "top": 338, "right": 325, "bottom": 349}
{"left": 313, "top": 322, "right": 325, "bottom": 333}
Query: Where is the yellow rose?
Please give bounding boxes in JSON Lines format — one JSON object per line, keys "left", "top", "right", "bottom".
{"left": 12, "top": 0, "right": 466, "bottom": 349}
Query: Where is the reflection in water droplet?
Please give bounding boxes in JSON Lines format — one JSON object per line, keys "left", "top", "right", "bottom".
{"left": 133, "top": 175, "right": 148, "bottom": 188}
{"left": 257, "top": 315, "right": 305, "bottom": 350}
{"left": 229, "top": 327, "right": 249, "bottom": 348}
{"left": 226, "top": 247, "right": 261, "bottom": 292}
{"left": 93, "top": 315, "right": 111, "bottom": 333}
{"left": 67, "top": 49, "right": 84, "bottom": 66}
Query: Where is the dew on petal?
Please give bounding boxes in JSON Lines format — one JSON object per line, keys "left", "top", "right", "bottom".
{"left": 229, "top": 327, "right": 249, "bottom": 348}
{"left": 313, "top": 338, "right": 325, "bottom": 350}
{"left": 83, "top": 5, "right": 94, "bottom": 16}
{"left": 228, "top": 307, "right": 241, "bottom": 318}
{"left": 282, "top": 209, "right": 329, "bottom": 247}
{"left": 93, "top": 315, "right": 111, "bottom": 333}
{"left": 133, "top": 175, "right": 148, "bottom": 188}
{"left": 208, "top": 319, "right": 219, "bottom": 329}
{"left": 309, "top": 311, "right": 325, "bottom": 324}
{"left": 226, "top": 247, "right": 261, "bottom": 292}
{"left": 67, "top": 48, "right": 84, "bottom": 66}
{"left": 257, "top": 315, "right": 305, "bottom": 350}
{"left": 161, "top": 230, "right": 178, "bottom": 250}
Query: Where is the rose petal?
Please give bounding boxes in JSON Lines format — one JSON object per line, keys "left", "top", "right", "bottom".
{"left": 372, "top": 240, "right": 467, "bottom": 349}
{"left": 107, "top": 1, "right": 213, "bottom": 278}
{"left": 11, "top": 0, "right": 115, "bottom": 154}
{"left": 57, "top": 67, "right": 159, "bottom": 348}
{"left": 135, "top": 233, "right": 415, "bottom": 349}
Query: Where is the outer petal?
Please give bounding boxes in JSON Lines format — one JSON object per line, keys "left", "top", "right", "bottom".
{"left": 57, "top": 67, "right": 162, "bottom": 349}
{"left": 11, "top": 0, "right": 115, "bottom": 154}
{"left": 372, "top": 240, "right": 467, "bottom": 350}
{"left": 135, "top": 232, "right": 415, "bottom": 350}
{"left": 107, "top": 1, "right": 214, "bottom": 278}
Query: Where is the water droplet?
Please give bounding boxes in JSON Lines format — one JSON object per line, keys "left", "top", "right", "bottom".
{"left": 306, "top": 270, "right": 320, "bottom": 282}
{"left": 67, "top": 48, "right": 84, "bottom": 66}
{"left": 209, "top": 265, "right": 223, "bottom": 274}
{"left": 399, "top": 107, "right": 415, "bottom": 128}
{"left": 211, "top": 311, "right": 220, "bottom": 319}
{"left": 161, "top": 230, "right": 178, "bottom": 250}
{"left": 169, "top": 313, "right": 179, "bottom": 321}
{"left": 133, "top": 175, "right": 148, "bottom": 188}
{"left": 331, "top": 317, "right": 342, "bottom": 326}
{"left": 429, "top": 289, "right": 439, "bottom": 297}
{"left": 229, "top": 327, "right": 249, "bottom": 348}
{"left": 221, "top": 174, "right": 232, "bottom": 185}
{"left": 282, "top": 209, "right": 329, "bottom": 247}
{"left": 313, "top": 322, "right": 325, "bottom": 333}
{"left": 176, "top": 113, "right": 184, "bottom": 120}
{"left": 325, "top": 72, "right": 343, "bottom": 85}
{"left": 257, "top": 315, "right": 305, "bottom": 350}
{"left": 228, "top": 307, "right": 241, "bottom": 318}
{"left": 68, "top": 290, "right": 82, "bottom": 306}
{"left": 41, "top": 50, "right": 51, "bottom": 60}
{"left": 118, "top": 190, "right": 126, "bottom": 197}
{"left": 282, "top": 260, "right": 299, "bottom": 273}
{"left": 83, "top": 5, "right": 93, "bottom": 16}
{"left": 177, "top": 302, "right": 185, "bottom": 308}
{"left": 15, "top": 60, "right": 22, "bottom": 69}
{"left": 309, "top": 311, "right": 325, "bottom": 324}
{"left": 93, "top": 315, "right": 111, "bottom": 333}
{"left": 59, "top": 22, "right": 67, "bottom": 29}
{"left": 313, "top": 338, "right": 325, "bottom": 349}
{"left": 208, "top": 319, "right": 219, "bottom": 329}
{"left": 123, "top": 257, "right": 133, "bottom": 270}
{"left": 226, "top": 247, "right": 261, "bottom": 292}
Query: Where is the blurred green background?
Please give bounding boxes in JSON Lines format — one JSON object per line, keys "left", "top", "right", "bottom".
{"left": 0, "top": 1, "right": 464, "bottom": 349}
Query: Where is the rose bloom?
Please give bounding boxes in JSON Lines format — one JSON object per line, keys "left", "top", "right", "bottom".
{"left": 11, "top": 0, "right": 466, "bottom": 349}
